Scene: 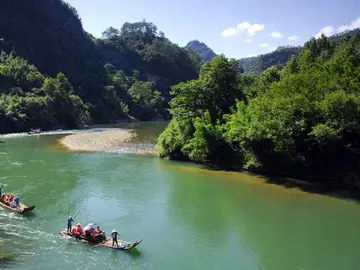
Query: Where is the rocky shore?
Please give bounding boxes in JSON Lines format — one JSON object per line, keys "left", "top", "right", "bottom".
{"left": 59, "top": 129, "right": 135, "bottom": 152}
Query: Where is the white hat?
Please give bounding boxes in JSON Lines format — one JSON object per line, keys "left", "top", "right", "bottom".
{"left": 112, "top": 229, "right": 118, "bottom": 233}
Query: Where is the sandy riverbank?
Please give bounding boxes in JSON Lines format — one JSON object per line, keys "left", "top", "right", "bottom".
{"left": 59, "top": 129, "right": 135, "bottom": 152}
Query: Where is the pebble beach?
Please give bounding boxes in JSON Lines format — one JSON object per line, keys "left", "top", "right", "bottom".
{"left": 59, "top": 129, "right": 135, "bottom": 152}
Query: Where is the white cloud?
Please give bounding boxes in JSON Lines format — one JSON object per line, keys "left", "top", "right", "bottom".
{"left": 336, "top": 17, "right": 360, "bottom": 33}
{"left": 237, "top": 22, "right": 251, "bottom": 31}
{"left": 221, "top": 27, "right": 238, "bottom": 37}
{"left": 260, "top": 43, "right": 270, "bottom": 48}
{"left": 220, "top": 21, "right": 265, "bottom": 37}
{"left": 247, "top": 24, "right": 265, "bottom": 36}
{"left": 270, "top": 32, "right": 284, "bottom": 38}
{"left": 245, "top": 39, "right": 252, "bottom": 43}
{"left": 314, "top": 17, "right": 360, "bottom": 39}
{"left": 315, "top": 25, "right": 335, "bottom": 39}
{"left": 288, "top": 35, "right": 299, "bottom": 41}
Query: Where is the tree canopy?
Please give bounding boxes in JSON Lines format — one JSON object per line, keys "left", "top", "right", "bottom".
{"left": 157, "top": 32, "right": 360, "bottom": 188}
{"left": 0, "top": 0, "right": 201, "bottom": 133}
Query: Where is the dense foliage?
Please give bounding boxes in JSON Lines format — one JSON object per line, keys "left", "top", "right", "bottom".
{"left": 0, "top": 0, "right": 201, "bottom": 133}
{"left": 0, "top": 52, "right": 90, "bottom": 133}
{"left": 185, "top": 40, "right": 217, "bottom": 62}
{"left": 98, "top": 21, "right": 201, "bottom": 101}
{"left": 157, "top": 33, "right": 360, "bottom": 187}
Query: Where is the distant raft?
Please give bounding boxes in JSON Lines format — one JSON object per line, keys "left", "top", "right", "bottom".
{"left": 0, "top": 198, "right": 35, "bottom": 213}
{"left": 59, "top": 230, "right": 142, "bottom": 250}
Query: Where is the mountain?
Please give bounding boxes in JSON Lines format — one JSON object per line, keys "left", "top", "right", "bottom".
{"left": 185, "top": 39, "right": 301, "bottom": 73}
{"left": 185, "top": 40, "right": 217, "bottom": 62}
{"left": 0, "top": 0, "right": 201, "bottom": 133}
{"left": 0, "top": 0, "right": 105, "bottom": 96}
{"left": 239, "top": 46, "right": 302, "bottom": 73}
{"left": 238, "top": 29, "right": 360, "bottom": 74}
{"left": 327, "top": 28, "right": 360, "bottom": 43}
{"left": 186, "top": 29, "right": 360, "bottom": 74}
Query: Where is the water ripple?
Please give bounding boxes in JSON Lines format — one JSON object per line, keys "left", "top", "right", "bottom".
{"left": 10, "top": 162, "right": 23, "bottom": 167}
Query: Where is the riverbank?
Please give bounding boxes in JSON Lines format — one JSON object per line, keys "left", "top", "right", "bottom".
{"left": 59, "top": 129, "right": 135, "bottom": 152}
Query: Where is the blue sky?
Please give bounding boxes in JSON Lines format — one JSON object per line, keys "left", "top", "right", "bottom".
{"left": 66, "top": 0, "right": 359, "bottom": 59}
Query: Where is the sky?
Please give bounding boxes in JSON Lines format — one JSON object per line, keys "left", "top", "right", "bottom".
{"left": 66, "top": 0, "right": 360, "bottom": 59}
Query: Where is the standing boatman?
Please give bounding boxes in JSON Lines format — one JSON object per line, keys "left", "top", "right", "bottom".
{"left": 111, "top": 229, "right": 119, "bottom": 248}
{"left": 14, "top": 197, "right": 20, "bottom": 210}
{"left": 0, "top": 185, "right": 3, "bottom": 199}
{"left": 67, "top": 216, "right": 74, "bottom": 233}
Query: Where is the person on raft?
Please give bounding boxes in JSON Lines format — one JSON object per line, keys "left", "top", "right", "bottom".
{"left": 67, "top": 216, "right": 74, "bottom": 233}
{"left": 83, "top": 223, "right": 94, "bottom": 237}
{"left": 2, "top": 193, "right": 20, "bottom": 210}
{"left": 71, "top": 223, "right": 105, "bottom": 241}
{"left": 10, "top": 197, "right": 20, "bottom": 209}
{"left": 71, "top": 223, "right": 83, "bottom": 239}
{"left": 0, "top": 185, "right": 3, "bottom": 199}
{"left": 111, "top": 229, "right": 119, "bottom": 247}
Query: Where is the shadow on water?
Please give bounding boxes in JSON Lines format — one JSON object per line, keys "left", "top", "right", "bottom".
{"left": 259, "top": 174, "right": 360, "bottom": 202}
{"left": 0, "top": 243, "right": 16, "bottom": 269}
{"left": 0, "top": 255, "right": 16, "bottom": 269}
{"left": 113, "top": 248, "right": 142, "bottom": 259}
{"left": 21, "top": 211, "right": 36, "bottom": 218}
{"left": 189, "top": 162, "right": 360, "bottom": 203}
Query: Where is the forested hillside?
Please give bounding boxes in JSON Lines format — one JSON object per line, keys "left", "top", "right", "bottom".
{"left": 0, "top": 0, "right": 201, "bottom": 133}
{"left": 185, "top": 40, "right": 217, "bottom": 62}
{"left": 238, "top": 29, "right": 360, "bottom": 73}
{"left": 239, "top": 46, "right": 302, "bottom": 73}
{"left": 187, "top": 29, "right": 360, "bottom": 74}
{"left": 186, "top": 39, "right": 302, "bottom": 73}
{"left": 157, "top": 32, "right": 360, "bottom": 188}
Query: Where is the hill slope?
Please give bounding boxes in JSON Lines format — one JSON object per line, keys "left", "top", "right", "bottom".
{"left": 186, "top": 29, "right": 360, "bottom": 73}
{"left": 239, "top": 46, "right": 302, "bottom": 73}
{"left": 185, "top": 40, "right": 217, "bottom": 62}
{"left": 185, "top": 39, "right": 302, "bottom": 73}
{"left": 0, "top": 0, "right": 201, "bottom": 133}
{"left": 239, "top": 29, "right": 360, "bottom": 73}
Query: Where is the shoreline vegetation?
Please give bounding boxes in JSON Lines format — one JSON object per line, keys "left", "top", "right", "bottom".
{"left": 3, "top": 125, "right": 360, "bottom": 201}
{"left": 156, "top": 33, "right": 360, "bottom": 191}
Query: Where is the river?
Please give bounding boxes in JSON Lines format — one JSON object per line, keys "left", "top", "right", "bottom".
{"left": 0, "top": 122, "right": 360, "bottom": 270}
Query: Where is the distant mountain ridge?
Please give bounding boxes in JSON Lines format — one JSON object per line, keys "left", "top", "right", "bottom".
{"left": 239, "top": 46, "right": 302, "bottom": 73}
{"left": 186, "top": 28, "right": 360, "bottom": 73}
{"left": 185, "top": 40, "right": 217, "bottom": 62}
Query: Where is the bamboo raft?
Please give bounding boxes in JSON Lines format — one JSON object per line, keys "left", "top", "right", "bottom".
{"left": 59, "top": 230, "right": 142, "bottom": 250}
{"left": 0, "top": 200, "right": 35, "bottom": 213}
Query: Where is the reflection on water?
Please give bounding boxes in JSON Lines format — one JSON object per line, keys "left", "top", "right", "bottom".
{"left": 158, "top": 160, "right": 360, "bottom": 270}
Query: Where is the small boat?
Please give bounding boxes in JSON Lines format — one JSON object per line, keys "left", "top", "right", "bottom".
{"left": 59, "top": 230, "right": 142, "bottom": 250}
{"left": 27, "top": 128, "right": 41, "bottom": 135}
{"left": 0, "top": 199, "right": 35, "bottom": 213}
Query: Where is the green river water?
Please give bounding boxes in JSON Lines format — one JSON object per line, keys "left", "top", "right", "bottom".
{"left": 1, "top": 122, "right": 360, "bottom": 270}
